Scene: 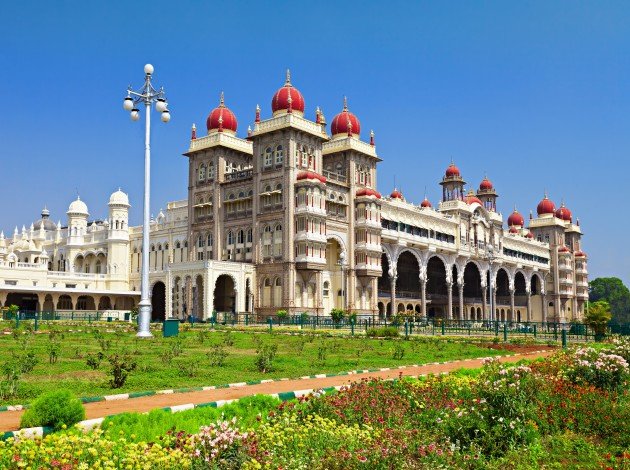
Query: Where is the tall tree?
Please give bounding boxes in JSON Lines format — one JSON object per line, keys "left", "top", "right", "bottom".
{"left": 589, "top": 277, "right": 630, "bottom": 324}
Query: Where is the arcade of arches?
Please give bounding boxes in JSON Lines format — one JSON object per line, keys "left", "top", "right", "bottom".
{"left": 377, "top": 251, "right": 548, "bottom": 322}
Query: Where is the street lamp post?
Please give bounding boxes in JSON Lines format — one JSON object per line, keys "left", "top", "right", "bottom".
{"left": 122, "top": 64, "right": 170, "bottom": 337}
{"left": 486, "top": 245, "right": 495, "bottom": 323}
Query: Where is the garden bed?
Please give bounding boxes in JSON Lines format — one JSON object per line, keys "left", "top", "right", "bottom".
{"left": 2, "top": 339, "right": 630, "bottom": 468}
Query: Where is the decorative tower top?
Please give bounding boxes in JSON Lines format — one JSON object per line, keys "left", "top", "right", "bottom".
{"left": 271, "top": 69, "right": 305, "bottom": 117}
{"left": 206, "top": 92, "right": 237, "bottom": 134}
{"left": 191, "top": 123, "right": 196, "bottom": 140}
{"left": 507, "top": 207, "right": 525, "bottom": 228}
{"left": 331, "top": 96, "right": 361, "bottom": 138}
{"left": 536, "top": 193, "right": 556, "bottom": 216}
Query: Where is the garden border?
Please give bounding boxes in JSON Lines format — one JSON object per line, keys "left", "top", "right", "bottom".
{"left": 0, "top": 353, "right": 521, "bottom": 413}
{"left": 2, "top": 371, "right": 457, "bottom": 441}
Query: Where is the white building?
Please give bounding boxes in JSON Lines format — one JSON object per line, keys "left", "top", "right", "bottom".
{"left": 0, "top": 72, "right": 588, "bottom": 323}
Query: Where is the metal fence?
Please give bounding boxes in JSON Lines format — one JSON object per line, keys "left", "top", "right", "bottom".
{"left": 3, "top": 309, "right": 627, "bottom": 344}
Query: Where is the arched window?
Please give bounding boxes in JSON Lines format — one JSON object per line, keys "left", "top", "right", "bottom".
{"left": 208, "top": 163, "right": 215, "bottom": 179}
{"left": 248, "top": 189, "right": 253, "bottom": 197}
{"left": 237, "top": 229, "right": 244, "bottom": 244}
{"left": 238, "top": 191, "right": 245, "bottom": 199}
{"left": 264, "top": 147, "right": 272, "bottom": 167}
{"left": 151, "top": 244, "right": 155, "bottom": 252}
{"left": 323, "top": 281, "right": 330, "bottom": 297}
{"left": 247, "top": 228, "right": 253, "bottom": 243}
{"left": 275, "top": 277, "right": 282, "bottom": 287}
{"left": 198, "top": 164, "right": 206, "bottom": 181}
{"left": 164, "top": 243, "right": 169, "bottom": 250}
{"left": 198, "top": 236, "right": 204, "bottom": 248}
{"left": 276, "top": 183, "right": 282, "bottom": 191}
{"left": 207, "top": 234, "right": 213, "bottom": 246}
{"left": 157, "top": 244, "right": 162, "bottom": 251}
{"left": 95, "top": 261, "right": 102, "bottom": 274}
{"left": 275, "top": 145, "right": 284, "bottom": 164}
{"left": 264, "top": 278, "right": 271, "bottom": 287}
{"left": 228, "top": 193, "right": 235, "bottom": 200}
{"left": 227, "top": 231, "right": 234, "bottom": 245}
{"left": 175, "top": 241, "right": 181, "bottom": 249}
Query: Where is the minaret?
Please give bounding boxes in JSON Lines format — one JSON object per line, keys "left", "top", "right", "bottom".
{"left": 107, "top": 189, "right": 131, "bottom": 281}
{"left": 67, "top": 197, "right": 89, "bottom": 246}
{"left": 477, "top": 175, "right": 498, "bottom": 212}
{"left": 0, "top": 232, "right": 7, "bottom": 261}
{"left": 439, "top": 161, "right": 466, "bottom": 202}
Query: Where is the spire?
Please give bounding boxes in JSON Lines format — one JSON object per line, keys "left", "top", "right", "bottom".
{"left": 530, "top": 210, "right": 533, "bottom": 220}
{"left": 315, "top": 106, "right": 321, "bottom": 124}
{"left": 247, "top": 125, "right": 252, "bottom": 137}
{"left": 370, "top": 130, "right": 375, "bottom": 146}
{"left": 343, "top": 95, "right": 348, "bottom": 111}
{"left": 191, "top": 123, "right": 196, "bottom": 140}
{"left": 219, "top": 91, "right": 225, "bottom": 107}
{"left": 285, "top": 69, "right": 291, "bottom": 85}
{"left": 41, "top": 206, "right": 50, "bottom": 218}
{"left": 13, "top": 227, "right": 18, "bottom": 241}
{"left": 255, "top": 104, "right": 260, "bottom": 123}
{"left": 319, "top": 107, "right": 326, "bottom": 126}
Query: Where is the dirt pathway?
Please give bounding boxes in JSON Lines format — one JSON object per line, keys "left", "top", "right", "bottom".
{"left": 0, "top": 350, "right": 552, "bottom": 432}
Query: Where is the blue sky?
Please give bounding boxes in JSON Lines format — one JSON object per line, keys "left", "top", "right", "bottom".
{"left": 0, "top": 1, "right": 628, "bottom": 285}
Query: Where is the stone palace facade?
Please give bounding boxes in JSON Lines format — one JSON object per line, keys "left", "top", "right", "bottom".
{"left": 0, "top": 72, "right": 589, "bottom": 323}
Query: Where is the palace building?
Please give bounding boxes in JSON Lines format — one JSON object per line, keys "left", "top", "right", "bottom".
{"left": 0, "top": 71, "right": 589, "bottom": 323}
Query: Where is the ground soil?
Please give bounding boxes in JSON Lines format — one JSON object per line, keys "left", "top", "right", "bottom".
{"left": 0, "top": 350, "right": 553, "bottom": 432}
{"left": 480, "top": 343, "right": 559, "bottom": 353}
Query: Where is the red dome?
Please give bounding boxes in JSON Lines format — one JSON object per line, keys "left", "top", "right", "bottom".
{"left": 331, "top": 98, "right": 361, "bottom": 137}
{"left": 445, "top": 163, "right": 460, "bottom": 177}
{"left": 465, "top": 192, "right": 483, "bottom": 205}
{"left": 558, "top": 246, "right": 570, "bottom": 253}
{"left": 556, "top": 204, "right": 572, "bottom": 222}
{"left": 575, "top": 251, "right": 587, "bottom": 257}
{"left": 525, "top": 231, "right": 534, "bottom": 239}
{"left": 509, "top": 226, "right": 519, "bottom": 234}
{"left": 356, "top": 188, "right": 381, "bottom": 199}
{"left": 479, "top": 177, "right": 493, "bottom": 191}
{"left": 390, "top": 189, "right": 403, "bottom": 199}
{"left": 296, "top": 170, "right": 326, "bottom": 184}
{"left": 206, "top": 93, "right": 238, "bottom": 134}
{"left": 507, "top": 209, "right": 524, "bottom": 227}
{"left": 537, "top": 195, "right": 556, "bottom": 216}
{"left": 421, "top": 197, "right": 432, "bottom": 208}
{"left": 271, "top": 70, "right": 305, "bottom": 116}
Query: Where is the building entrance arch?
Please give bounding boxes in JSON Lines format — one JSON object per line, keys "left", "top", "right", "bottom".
{"left": 214, "top": 274, "right": 236, "bottom": 313}
{"left": 151, "top": 282, "right": 166, "bottom": 322}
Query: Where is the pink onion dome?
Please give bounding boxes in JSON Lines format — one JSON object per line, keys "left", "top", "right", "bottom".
{"left": 330, "top": 97, "right": 361, "bottom": 138}
{"left": 509, "top": 226, "right": 519, "bottom": 234}
{"left": 420, "top": 197, "right": 432, "bottom": 208}
{"left": 356, "top": 188, "right": 381, "bottom": 199}
{"left": 206, "top": 92, "right": 238, "bottom": 134}
{"left": 479, "top": 177, "right": 493, "bottom": 191}
{"left": 390, "top": 189, "right": 403, "bottom": 199}
{"left": 507, "top": 208, "right": 525, "bottom": 227}
{"left": 537, "top": 195, "right": 556, "bottom": 216}
{"left": 271, "top": 69, "right": 305, "bottom": 116}
{"left": 296, "top": 170, "right": 326, "bottom": 184}
{"left": 555, "top": 203, "right": 572, "bottom": 222}
{"left": 574, "top": 251, "right": 587, "bottom": 257}
{"left": 465, "top": 190, "right": 483, "bottom": 205}
{"left": 525, "top": 231, "right": 534, "bottom": 239}
{"left": 558, "top": 246, "right": 570, "bottom": 253}
{"left": 445, "top": 163, "right": 461, "bottom": 177}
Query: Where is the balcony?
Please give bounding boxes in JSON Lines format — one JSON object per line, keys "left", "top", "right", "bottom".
{"left": 225, "top": 210, "right": 253, "bottom": 221}
{"left": 355, "top": 218, "right": 381, "bottom": 229}
{"left": 558, "top": 263, "right": 572, "bottom": 271}
{"left": 294, "top": 204, "right": 326, "bottom": 216}
{"left": 224, "top": 169, "right": 253, "bottom": 182}
{"left": 560, "top": 277, "right": 573, "bottom": 286}
{"left": 322, "top": 170, "right": 348, "bottom": 184}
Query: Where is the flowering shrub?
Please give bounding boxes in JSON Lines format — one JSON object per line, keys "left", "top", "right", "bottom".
{"left": 562, "top": 347, "right": 629, "bottom": 392}
{"left": 192, "top": 418, "right": 249, "bottom": 469}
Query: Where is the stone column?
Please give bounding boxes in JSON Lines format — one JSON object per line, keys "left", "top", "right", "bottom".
{"left": 509, "top": 289, "right": 515, "bottom": 323}
{"left": 526, "top": 291, "right": 532, "bottom": 322}
{"left": 420, "top": 278, "right": 427, "bottom": 319}
{"left": 458, "top": 283, "right": 465, "bottom": 320}
{"left": 301, "top": 281, "right": 308, "bottom": 308}
{"left": 0, "top": 292, "right": 7, "bottom": 308}
{"left": 315, "top": 271, "right": 322, "bottom": 316}
{"left": 481, "top": 285, "right": 487, "bottom": 321}
{"left": 492, "top": 290, "right": 497, "bottom": 322}
{"left": 447, "top": 282, "right": 453, "bottom": 320}
{"left": 389, "top": 274, "right": 397, "bottom": 318}
{"left": 36, "top": 293, "right": 46, "bottom": 313}
{"left": 51, "top": 294, "right": 60, "bottom": 312}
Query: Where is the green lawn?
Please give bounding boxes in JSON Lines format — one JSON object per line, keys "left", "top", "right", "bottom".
{"left": 0, "top": 322, "right": 505, "bottom": 404}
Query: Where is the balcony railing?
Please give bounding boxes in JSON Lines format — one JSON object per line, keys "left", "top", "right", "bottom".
{"left": 322, "top": 170, "right": 348, "bottom": 184}
{"left": 224, "top": 169, "right": 253, "bottom": 182}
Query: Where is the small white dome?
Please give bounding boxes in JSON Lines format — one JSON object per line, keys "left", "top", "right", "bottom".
{"left": 67, "top": 197, "right": 89, "bottom": 216}
{"left": 109, "top": 189, "right": 130, "bottom": 206}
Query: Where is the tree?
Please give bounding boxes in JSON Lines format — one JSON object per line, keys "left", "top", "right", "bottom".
{"left": 589, "top": 278, "right": 630, "bottom": 324}
{"left": 584, "top": 300, "right": 612, "bottom": 341}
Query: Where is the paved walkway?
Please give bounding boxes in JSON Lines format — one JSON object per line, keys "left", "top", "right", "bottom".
{"left": 0, "top": 350, "right": 552, "bottom": 432}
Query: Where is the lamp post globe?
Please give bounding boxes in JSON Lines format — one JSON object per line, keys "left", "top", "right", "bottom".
{"left": 123, "top": 97, "right": 134, "bottom": 111}
{"left": 130, "top": 109, "right": 140, "bottom": 121}
{"left": 144, "top": 63, "right": 154, "bottom": 75}
{"left": 156, "top": 98, "right": 167, "bottom": 112}
{"left": 161, "top": 110, "right": 171, "bottom": 123}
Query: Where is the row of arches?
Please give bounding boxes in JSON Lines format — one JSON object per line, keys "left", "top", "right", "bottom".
{"left": 378, "top": 250, "right": 545, "bottom": 320}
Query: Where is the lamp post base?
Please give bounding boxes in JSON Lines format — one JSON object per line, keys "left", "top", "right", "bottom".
{"left": 136, "top": 301, "right": 153, "bottom": 338}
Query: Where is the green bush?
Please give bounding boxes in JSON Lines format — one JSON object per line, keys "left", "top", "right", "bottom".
{"left": 366, "top": 326, "right": 399, "bottom": 338}
{"left": 20, "top": 389, "right": 85, "bottom": 431}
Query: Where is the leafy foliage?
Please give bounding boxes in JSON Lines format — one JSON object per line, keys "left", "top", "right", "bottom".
{"left": 590, "top": 277, "right": 630, "bottom": 324}
{"left": 107, "top": 354, "right": 137, "bottom": 389}
{"left": 19, "top": 389, "right": 85, "bottom": 431}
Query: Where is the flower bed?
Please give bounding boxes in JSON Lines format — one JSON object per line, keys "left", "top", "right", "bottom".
{"left": 2, "top": 340, "right": 630, "bottom": 468}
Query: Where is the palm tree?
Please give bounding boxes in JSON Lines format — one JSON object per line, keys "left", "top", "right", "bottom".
{"left": 584, "top": 300, "right": 612, "bottom": 341}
